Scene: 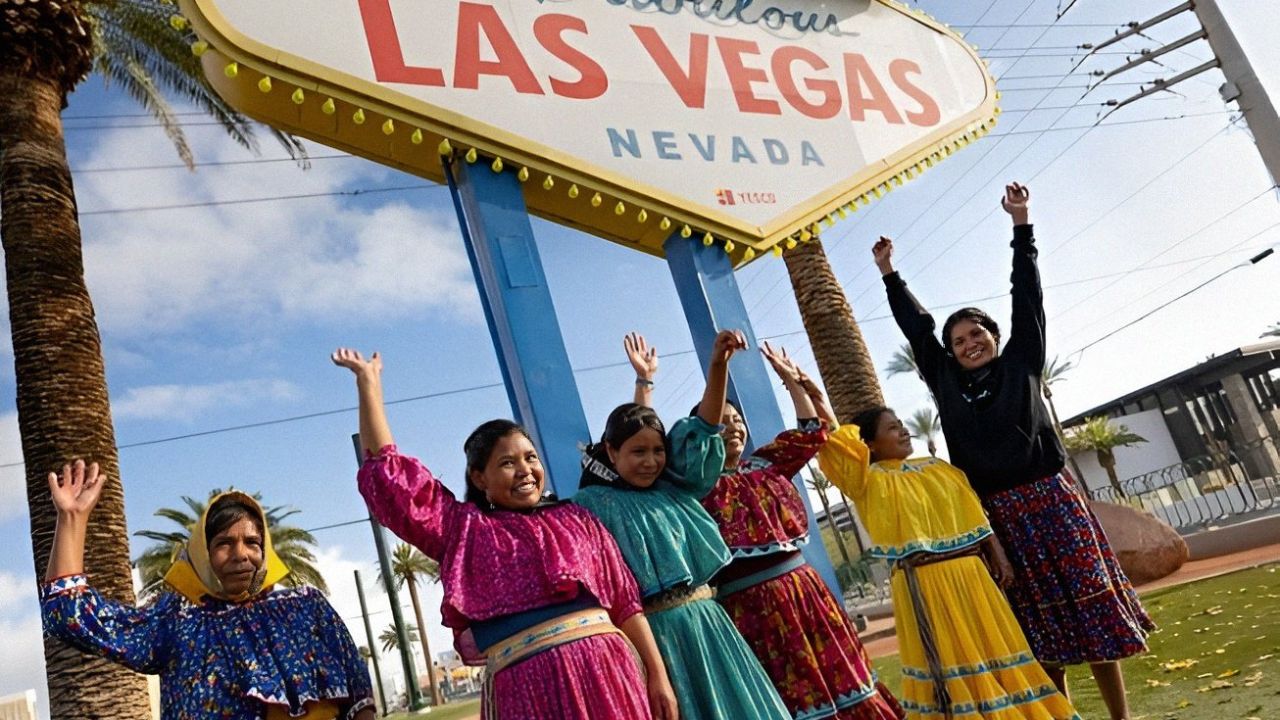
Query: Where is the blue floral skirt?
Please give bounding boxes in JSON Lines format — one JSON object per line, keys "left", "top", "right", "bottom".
{"left": 981, "top": 474, "right": 1155, "bottom": 665}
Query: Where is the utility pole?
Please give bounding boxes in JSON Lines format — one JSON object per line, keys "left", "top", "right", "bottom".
{"left": 352, "top": 434, "right": 426, "bottom": 712}
{"left": 1194, "top": 0, "right": 1280, "bottom": 186}
{"left": 354, "top": 569, "right": 390, "bottom": 715}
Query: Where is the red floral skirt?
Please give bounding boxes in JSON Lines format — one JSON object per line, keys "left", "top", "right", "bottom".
{"left": 982, "top": 473, "right": 1155, "bottom": 665}
{"left": 720, "top": 563, "right": 903, "bottom": 720}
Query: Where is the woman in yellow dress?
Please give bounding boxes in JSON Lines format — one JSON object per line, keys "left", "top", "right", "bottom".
{"left": 817, "top": 405, "right": 1079, "bottom": 720}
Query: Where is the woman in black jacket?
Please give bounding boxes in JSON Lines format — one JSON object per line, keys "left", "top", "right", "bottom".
{"left": 872, "top": 183, "right": 1152, "bottom": 720}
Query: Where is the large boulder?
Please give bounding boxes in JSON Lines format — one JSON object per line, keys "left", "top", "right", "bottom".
{"left": 1090, "top": 501, "right": 1189, "bottom": 585}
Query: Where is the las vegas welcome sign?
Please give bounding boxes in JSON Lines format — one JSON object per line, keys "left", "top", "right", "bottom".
{"left": 176, "top": 0, "right": 997, "bottom": 264}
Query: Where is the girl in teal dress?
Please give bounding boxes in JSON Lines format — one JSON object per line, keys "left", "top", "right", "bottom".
{"left": 574, "top": 331, "right": 790, "bottom": 720}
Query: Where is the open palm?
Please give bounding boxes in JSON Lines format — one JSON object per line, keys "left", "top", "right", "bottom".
{"left": 48, "top": 460, "right": 106, "bottom": 516}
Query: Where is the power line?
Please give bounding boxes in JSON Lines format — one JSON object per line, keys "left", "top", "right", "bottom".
{"left": 79, "top": 184, "right": 444, "bottom": 216}
{"left": 73, "top": 154, "right": 354, "bottom": 174}
{"left": 0, "top": 241, "right": 1265, "bottom": 473}
{"left": 1068, "top": 245, "right": 1276, "bottom": 358}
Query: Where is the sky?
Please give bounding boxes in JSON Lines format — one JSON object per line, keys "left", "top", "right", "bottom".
{"left": 3, "top": 0, "right": 1280, "bottom": 716}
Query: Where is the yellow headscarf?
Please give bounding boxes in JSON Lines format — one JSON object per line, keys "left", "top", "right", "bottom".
{"left": 163, "top": 491, "right": 291, "bottom": 604}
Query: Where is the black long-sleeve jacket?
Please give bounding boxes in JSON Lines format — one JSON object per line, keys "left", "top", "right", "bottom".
{"left": 883, "top": 224, "right": 1066, "bottom": 496}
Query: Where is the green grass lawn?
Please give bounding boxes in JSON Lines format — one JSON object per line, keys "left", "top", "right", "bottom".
{"left": 383, "top": 699, "right": 480, "bottom": 720}
{"left": 873, "top": 564, "right": 1280, "bottom": 719}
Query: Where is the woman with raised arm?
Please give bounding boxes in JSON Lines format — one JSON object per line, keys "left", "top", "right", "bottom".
{"left": 41, "top": 461, "right": 375, "bottom": 720}
{"left": 576, "top": 330, "right": 791, "bottom": 720}
{"left": 331, "top": 349, "right": 676, "bottom": 720}
{"left": 673, "top": 341, "right": 902, "bottom": 720}
{"left": 874, "top": 183, "right": 1152, "bottom": 720}
{"left": 817, "top": 404, "right": 1080, "bottom": 720}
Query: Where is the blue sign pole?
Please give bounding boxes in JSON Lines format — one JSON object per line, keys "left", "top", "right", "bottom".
{"left": 443, "top": 158, "right": 591, "bottom": 497}
{"left": 664, "top": 234, "right": 840, "bottom": 594}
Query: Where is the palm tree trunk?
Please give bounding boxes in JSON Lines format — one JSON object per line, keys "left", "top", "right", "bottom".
{"left": 837, "top": 494, "right": 865, "bottom": 555}
{"left": 815, "top": 487, "right": 853, "bottom": 568}
{"left": 1098, "top": 451, "right": 1126, "bottom": 498}
{"left": 1044, "top": 387, "right": 1088, "bottom": 491}
{"left": 405, "top": 577, "right": 443, "bottom": 707}
{"left": 783, "top": 240, "right": 884, "bottom": 422}
{"left": 0, "top": 74, "right": 150, "bottom": 718}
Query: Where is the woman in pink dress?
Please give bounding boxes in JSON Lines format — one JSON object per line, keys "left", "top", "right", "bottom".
{"left": 332, "top": 348, "right": 677, "bottom": 720}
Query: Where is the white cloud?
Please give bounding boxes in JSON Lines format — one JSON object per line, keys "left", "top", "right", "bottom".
{"left": 0, "top": 414, "right": 28, "bottom": 524}
{"left": 110, "top": 379, "right": 301, "bottom": 422}
{"left": 0, "top": 569, "right": 48, "bottom": 720}
{"left": 65, "top": 126, "right": 478, "bottom": 340}
{"left": 312, "top": 544, "right": 452, "bottom": 703}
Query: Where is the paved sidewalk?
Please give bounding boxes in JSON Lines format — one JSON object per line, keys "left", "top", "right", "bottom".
{"left": 861, "top": 542, "right": 1280, "bottom": 659}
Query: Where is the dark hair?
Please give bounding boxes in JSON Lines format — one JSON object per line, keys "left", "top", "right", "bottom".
{"left": 462, "top": 419, "right": 533, "bottom": 506}
{"left": 580, "top": 404, "right": 669, "bottom": 490}
{"left": 849, "top": 406, "right": 894, "bottom": 448}
{"left": 205, "top": 496, "right": 264, "bottom": 548}
{"left": 688, "top": 397, "right": 742, "bottom": 422}
{"left": 941, "top": 307, "right": 1001, "bottom": 356}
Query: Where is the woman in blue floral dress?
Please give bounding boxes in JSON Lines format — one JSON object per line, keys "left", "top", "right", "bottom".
{"left": 41, "top": 460, "right": 374, "bottom": 720}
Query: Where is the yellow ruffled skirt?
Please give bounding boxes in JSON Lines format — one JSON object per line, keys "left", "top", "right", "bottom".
{"left": 891, "top": 556, "right": 1079, "bottom": 719}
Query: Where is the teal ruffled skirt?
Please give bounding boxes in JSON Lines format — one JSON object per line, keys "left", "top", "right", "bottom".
{"left": 649, "top": 596, "right": 791, "bottom": 720}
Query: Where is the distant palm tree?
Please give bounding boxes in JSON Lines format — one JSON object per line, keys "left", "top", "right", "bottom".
{"left": 133, "top": 489, "right": 327, "bottom": 600}
{"left": 884, "top": 343, "right": 921, "bottom": 383}
{"left": 381, "top": 544, "right": 443, "bottom": 706}
{"left": 1064, "top": 417, "right": 1147, "bottom": 497}
{"left": 805, "top": 466, "right": 853, "bottom": 568}
{"left": 905, "top": 407, "right": 941, "bottom": 457}
{"left": 1040, "top": 355, "right": 1088, "bottom": 486}
{"left": 380, "top": 624, "right": 420, "bottom": 653}
{"left": 1263, "top": 322, "right": 1280, "bottom": 338}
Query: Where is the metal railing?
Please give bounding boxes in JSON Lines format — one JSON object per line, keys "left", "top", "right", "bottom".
{"left": 1086, "top": 435, "right": 1280, "bottom": 530}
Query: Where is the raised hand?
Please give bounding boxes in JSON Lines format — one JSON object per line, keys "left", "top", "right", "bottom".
{"left": 1001, "top": 182, "right": 1030, "bottom": 225}
{"left": 331, "top": 348, "right": 382, "bottom": 382}
{"left": 872, "top": 236, "right": 894, "bottom": 276}
{"left": 624, "top": 332, "right": 659, "bottom": 382}
{"left": 760, "top": 341, "right": 803, "bottom": 386}
{"left": 48, "top": 459, "right": 105, "bottom": 518}
{"left": 709, "top": 329, "right": 748, "bottom": 367}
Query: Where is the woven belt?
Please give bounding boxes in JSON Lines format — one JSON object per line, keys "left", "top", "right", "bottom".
{"left": 894, "top": 545, "right": 986, "bottom": 720}
{"left": 481, "top": 609, "right": 632, "bottom": 720}
{"left": 643, "top": 584, "right": 714, "bottom": 614}
{"left": 716, "top": 553, "right": 807, "bottom": 598}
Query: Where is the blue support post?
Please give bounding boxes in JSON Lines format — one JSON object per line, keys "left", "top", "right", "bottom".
{"left": 664, "top": 234, "right": 840, "bottom": 594}
{"left": 444, "top": 160, "right": 591, "bottom": 497}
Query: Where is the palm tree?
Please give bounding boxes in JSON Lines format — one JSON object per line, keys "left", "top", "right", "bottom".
{"left": 379, "top": 623, "right": 420, "bottom": 653}
{"left": 805, "top": 466, "right": 853, "bottom": 569}
{"left": 905, "top": 407, "right": 941, "bottom": 457}
{"left": 884, "top": 343, "right": 921, "bottom": 383}
{"left": 1040, "top": 355, "right": 1088, "bottom": 486}
{"left": 133, "top": 489, "right": 327, "bottom": 600}
{"left": 782, "top": 239, "right": 885, "bottom": 421}
{"left": 1064, "top": 416, "right": 1147, "bottom": 497}
{"left": 382, "top": 544, "right": 443, "bottom": 706}
{"left": 1262, "top": 322, "right": 1280, "bottom": 338}
{"left": 2, "top": 3, "right": 298, "bottom": 716}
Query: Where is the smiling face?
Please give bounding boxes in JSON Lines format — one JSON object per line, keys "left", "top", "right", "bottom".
{"left": 719, "top": 403, "right": 748, "bottom": 467}
{"left": 949, "top": 318, "right": 1000, "bottom": 370}
{"left": 866, "top": 411, "right": 914, "bottom": 462}
{"left": 208, "top": 517, "right": 265, "bottom": 597}
{"left": 469, "top": 431, "right": 546, "bottom": 510}
{"left": 607, "top": 427, "right": 667, "bottom": 489}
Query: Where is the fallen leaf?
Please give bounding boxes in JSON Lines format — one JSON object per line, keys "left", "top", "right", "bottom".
{"left": 1217, "top": 669, "right": 1240, "bottom": 678}
{"left": 1146, "top": 679, "right": 1171, "bottom": 688}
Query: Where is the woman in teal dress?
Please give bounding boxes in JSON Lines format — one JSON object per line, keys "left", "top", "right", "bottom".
{"left": 574, "top": 331, "right": 790, "bottom": 720}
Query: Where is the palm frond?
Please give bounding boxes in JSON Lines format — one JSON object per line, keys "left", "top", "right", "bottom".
{"left": 883, "top": 343, "right": 918, "bottom": 378}
{"left": 81, "top": 0, "right": 307, "bottom": 166}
